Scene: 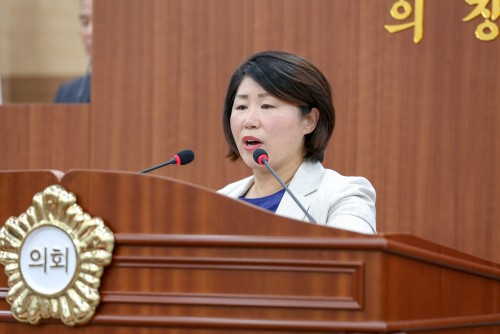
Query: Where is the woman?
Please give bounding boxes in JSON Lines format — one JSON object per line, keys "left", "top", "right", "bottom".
{"left": 218, "top": 51, "right": 376, "bottom": 234}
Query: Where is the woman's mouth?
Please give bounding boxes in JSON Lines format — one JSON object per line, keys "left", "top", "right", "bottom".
{"left": 242, "top": 136, "right": 263, "bottom": 150}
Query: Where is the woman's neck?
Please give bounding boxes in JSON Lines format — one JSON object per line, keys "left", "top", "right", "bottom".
{"left": 246, "top": 159, "right": 303, "bottom": 198}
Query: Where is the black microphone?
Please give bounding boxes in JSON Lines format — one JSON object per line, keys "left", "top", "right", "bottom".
{"left": 253, "top": 149, "right": 316, "bottom": 223}
{"left": 139, "top": 149, "right": 195, "bottom": 173}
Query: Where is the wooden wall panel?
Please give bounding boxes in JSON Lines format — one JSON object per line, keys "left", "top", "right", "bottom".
{"left": 0, "top": 171, "right": 61, "bottom": 225}
{"left": 0, "top": 104, "right": 90, "bottom": 170}
{"left": 0, "top": 0, "right": 497, "bottom": 264}
{"left": 90, "top": 0, "right": 500, "bottom": 262}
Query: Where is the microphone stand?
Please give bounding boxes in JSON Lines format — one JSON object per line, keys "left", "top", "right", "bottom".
{"left": 261, "top": 158, "right": 317, "bottom": 223}
{"left": 139, "top": 158, "right": 176, "bottom": 173}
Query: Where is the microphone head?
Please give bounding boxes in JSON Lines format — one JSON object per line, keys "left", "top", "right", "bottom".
{"left": 253, "top": 148, "right": 269, "bottom": 165}
{"left": 174, "top": 149, "right": 195, "bottom": 165}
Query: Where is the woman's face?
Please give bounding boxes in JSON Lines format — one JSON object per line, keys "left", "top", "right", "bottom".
{"left": 230, "top": 76, "right": 318, "bottom": 172}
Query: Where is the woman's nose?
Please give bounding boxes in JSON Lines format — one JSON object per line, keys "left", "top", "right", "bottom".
{"left": 243, "top": 107, "right": 260, "bottom": 128}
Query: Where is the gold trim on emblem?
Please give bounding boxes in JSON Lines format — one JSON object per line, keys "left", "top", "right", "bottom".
{"left": 0, "top": 185, "right": 114, "bottom": 326}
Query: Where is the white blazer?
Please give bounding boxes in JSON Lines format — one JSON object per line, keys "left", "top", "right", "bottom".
{"left": 218, "top": 161, "right": 376, "bottom": 234}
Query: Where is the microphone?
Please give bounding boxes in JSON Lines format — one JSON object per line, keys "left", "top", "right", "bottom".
{"left": 139, "top": 149, "right": 195, "bottom": 173}
{"left": 253, "top": 149, "right": 316, "bottom": 223}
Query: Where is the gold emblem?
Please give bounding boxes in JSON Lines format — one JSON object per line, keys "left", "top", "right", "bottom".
{"left": 0, "top": 185, "right": 114, "bottom": 326}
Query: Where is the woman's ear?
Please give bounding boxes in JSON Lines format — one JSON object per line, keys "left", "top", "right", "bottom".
{"left": 303, "top": 107, "right": 319, "bottom": 134}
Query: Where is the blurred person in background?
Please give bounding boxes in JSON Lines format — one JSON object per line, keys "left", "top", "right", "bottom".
{"left": 54, "top": 0, "right": 92, "bottom": 103}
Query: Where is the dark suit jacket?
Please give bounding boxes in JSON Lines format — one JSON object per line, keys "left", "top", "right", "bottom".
{"left": 54, "top": 75, "right": 91, "bottom": 103}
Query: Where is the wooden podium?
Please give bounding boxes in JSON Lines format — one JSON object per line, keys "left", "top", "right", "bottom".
{"left": 1, "top": 170, "right": 499, "bottom": 333}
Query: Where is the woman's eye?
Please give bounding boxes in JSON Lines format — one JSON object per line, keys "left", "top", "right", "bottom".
{"left": 234, "top": 105, "right": 247, "bottom": 110}
{"left": 261, "top": 104, "right": 274, "bottom": 109}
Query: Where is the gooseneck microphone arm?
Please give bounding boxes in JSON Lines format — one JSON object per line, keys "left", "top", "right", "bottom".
{"left": 139, "top": 158, "right": 177, "bottom": 173}
{"left": 139, "top": 149, "right": 195, "bottom": 174}
{"left": 253, "top": 149, "right": 316, "bottom": 223}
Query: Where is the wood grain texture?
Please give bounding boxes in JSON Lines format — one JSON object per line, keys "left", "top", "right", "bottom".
{"left": 0, "top": 0, "right": 498, "bottom": 265}
{"left": 0, "top": 170, "right": 499, "bottom": 332}
{"left": 89, "top": 0, "right": 500, "bottom": 263}
{"left": 59, "top": 170, "right": 500, "bottom": 329}
{"left": 0, "top": 170, "right": 61, "bottom": 225}
{"left": 0, "top": 104, "right": 90, "bottom": 170}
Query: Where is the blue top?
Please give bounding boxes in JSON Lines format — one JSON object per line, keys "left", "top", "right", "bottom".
{"left": 239, "top": 188, "right": 286, "bottom": 213}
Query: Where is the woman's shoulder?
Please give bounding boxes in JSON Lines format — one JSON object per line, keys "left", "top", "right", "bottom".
{"left": 314, "top": 165, "right": 376, "bottom": 234}
{"left": 318, "top": 165, "right": 374, "bottom": 191}
{"left": 298, "top": 161, "right": 373, "bottom": 188}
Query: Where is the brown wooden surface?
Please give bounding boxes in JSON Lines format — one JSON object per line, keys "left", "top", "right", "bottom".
{"left": 0, "top": 0, "right": 499, "bottom": 265}
{"left": 0, "top": 104, "right": 89, "bottom": 170}
{"left": 89, "top": 0, "right": 500, "bottom": 264}
{"left": 0, "top": 170, "right": 61, "bottom": 223}
{"left": 0, "top": 170, "right": 499, "bottom": 333}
